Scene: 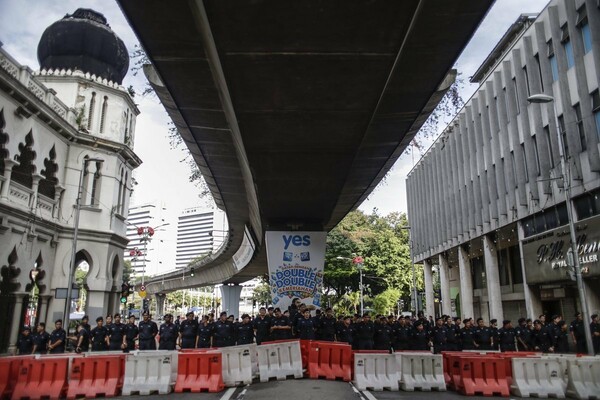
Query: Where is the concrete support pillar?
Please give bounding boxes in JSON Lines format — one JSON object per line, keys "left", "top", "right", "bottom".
{"left": 37, "top": 295, "right": 51, "bottom": 326}
{"left": 458, "top": 246, "right": 474, "bottom": 319}
{"left": 483, "top": 235, "right": 504, "bottom": 322}
{"left": 423, "top": 259, "right": 435, "bottom": 319}
{"left": 29, "top": 174, "right": 43, "bottom": 209}
{"left": 517, "top": 222, "right": 542, "bottom": 320}
{"left": 438, "top": 254, "right": 452, "bottom": 317}
{"left": 0, "top": 160, "right": 16, "bottom": 202}
{"left": 8, "top": 294, "right": 25, "bottom": 354}
{"left": 220, "top": 284, "right": 243, "bottom": 320}
{"left": 85, "top": 290, "right": 107, "bottom": 322}
{"left": 155, "top": 294, "right": 165, "bottom": 317}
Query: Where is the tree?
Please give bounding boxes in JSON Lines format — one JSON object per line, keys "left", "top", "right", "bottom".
{"left": 372, "top": 288, "right": 401, "bottom": 315}
{"left": 251, "top": 275, "right": 272, "bottom": 307}
{"left": 122, "top": 260, "right": 133, "bottom": 283}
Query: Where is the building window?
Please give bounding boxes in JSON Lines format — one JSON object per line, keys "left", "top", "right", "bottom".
{"left": 593, "top": 90, "right": 600, "bottom": 141}
{"left": 544, "top": 125, "right": 554, "bottom": 168}
{"left": 503, "top": 87, "right": 510, "bottom": 120}
{"left": 534, "top": 54, "right": 544, "bottom": 92}
{"left": 548, "top": 40, "right": 559, "bottom": 81}
{"left": 87, "top": 92, "right": 96, "bottom": 130}
{"left": 502, "top": 158, "right": 509, "bottom": 194}
{"left": 471, "top": 256, "right": 486, "bottom": 290}
{"left": 99, "top": 96, "right": 108, "bottom": 134}
{"left": 511, "top": 151, "right": 518, "bottom": 188}
{"left": 574, "top": 188, "right": 600, "bottom": 219}
{"left": 509, "top": 245, "right": 523, "bottom": 284}
{"left": 533, "top": 135, "right": 541, "bottom": 176}
{"left": 577, "top": 6, "right": 592, "bottom": 54}
{"left": 523, "top": 66, "right": 531, "bottom": 96}
{"left": 513, "top": 77, "right": 520, "bottom": 114}
{"left": 574, "top": 103, "right": 586, "bottom": 151}
{"left": 521, "top": 143, "right": 528, "bottom": 182}
{"left": 90, "top": 168, "right": 102, "bottom": 206}
{"left": 558, "top": 115, "right": 568, "bottom": 156}
{"left": 562, "top": 25, "right": 575, "bottom": 69}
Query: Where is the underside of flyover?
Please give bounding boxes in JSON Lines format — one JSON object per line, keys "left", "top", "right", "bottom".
{"left": 117, "top": 0, "right": 494, "bottom": 292}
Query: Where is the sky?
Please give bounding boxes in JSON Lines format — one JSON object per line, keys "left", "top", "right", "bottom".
{"left": 0, "top": 0, "right": 551, "bottom": 273}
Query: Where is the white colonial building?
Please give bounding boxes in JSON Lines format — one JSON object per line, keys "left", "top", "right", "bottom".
{"left": 0, "top": 9, "right": 141, "bottom": 351}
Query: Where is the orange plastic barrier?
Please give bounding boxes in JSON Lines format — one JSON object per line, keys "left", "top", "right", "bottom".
{"left": 457, "top": 356, "right": 510, "bottom": 397}
{"left": 66, "top": 354, "right": 125, "bottom": 399}
{"left": 300, "top": 340, "right": 311, "bottom": 369}
{"left": 11, "top": 356, "right": 69, "bottom": 400}
{"left": 0, "top": 356, "right": 34, "bottom": 398}
{"left": 307, "top": 341, "right": 352, "bottom": 381}
{"left": 174, "top": 350, "right": 224, "bottom": 393}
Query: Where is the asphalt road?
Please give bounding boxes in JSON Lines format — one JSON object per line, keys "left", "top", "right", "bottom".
{"left": 113, "top": 379, "right": 511, "bottom": 400}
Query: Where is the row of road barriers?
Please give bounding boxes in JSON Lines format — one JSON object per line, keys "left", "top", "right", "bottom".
{"left": 444, "top": 350, "right": 600, "bottom": 399}
{"left": 1, "top": 342, "right": 598, "bottom": 399}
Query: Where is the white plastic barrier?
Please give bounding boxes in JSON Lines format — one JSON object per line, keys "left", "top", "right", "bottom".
{"left": 398, "top": 352, "right": 446, "bottom": 391}
{"left": 220, "top": 344, "right": 254, "bottom": 387}
{"left": 353, "top": 353, "right": 400, "bottom": 391}
{"left": 256, "top": 341, "right": 303, "bottom": 383}
{"left": 541, "top": 354, "right": 577, "bottom": 386}
{"left": 248, "top": 343, "right": 259, "bottom": 379}
{"left": 121, "top": 350, "right": 178, "bottom": 395}
{"left": 566, "top": 357, "right": 600, "bottom": 400}
{"left": 510, "top": 357, "right": 566, "bottom": 398}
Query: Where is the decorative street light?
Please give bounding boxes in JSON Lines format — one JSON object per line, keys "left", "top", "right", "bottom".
{"left": 63, "top": 157, "right": 104, "bottom": 332}
{"left": 527, "top": 93, "right": 594, "bottom": 355}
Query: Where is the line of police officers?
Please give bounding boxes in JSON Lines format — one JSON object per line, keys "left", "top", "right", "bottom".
{"left": 15, "top": 305, "right": 600, "bottom": 355}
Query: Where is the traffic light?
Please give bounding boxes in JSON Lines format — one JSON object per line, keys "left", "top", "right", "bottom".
{"left": 142, "top": 298, "right": 149, "bottom": 311}
{"left": 128, "top": 303, "right": 134, "bottom": 310}
{"left": 120, "top": 282, "right": 129, "bottom": 304}
{"left": 190, "top": 267, "right": 195, "bottom": 277}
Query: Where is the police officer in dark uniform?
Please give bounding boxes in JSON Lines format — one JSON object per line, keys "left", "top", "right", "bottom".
{"left": 270, "top": 308, "right": 292, "bottom": 341}
{"left": 318, "top": 308, "right": 337, "bottom": 341}
{"left": 498, "top": 320, "right": 517, "bottom": 352}
{"left": 460, "top": 319, "right": 477, "bottom": 350}
{"left": 411, "top": 322, "right": 430, "bottom": 350}
{"left": 235, "top": 314, "right": 255, "bottom": 345}
{"left": 490, "top": 319, "right": 499, "bottom": 350}
{"left": 590, "top": 314, "right": 600, "bottom": 355}
{"left": 32, "top": 322, "right": 50, "bottom": 354}
{"left": 198, "top": 315, "right": 213, "bottom": 348}
{"left": 531, "top": 320, "right": 551, "bottom": 352}
{"left": 336, "top": 316, "right": 353, "bottom": 344}
{"left": 393, "top": 317, "right": 410, "bottom": 351}
{"left": 473, "top": 318, "right": 493, "bottom": 350}
{"left": 48, "top": 319, "right": 66, "bottom": 354}
{"left": 373, "top": 316, "right": 393, "bottom": 351}
{"left": 138, "top": 311, "right": 158, "bottom": 350}
{"left": 296, "top": 309, "right": 316, "bottom": 340}
{"left": 80, "top": 315, "right": 91, "bottom": 334}
{"left": 124, "top": 314, "right": 139, "bottom": 351}
{"left": 252, "top": 307, "right": 271, "bottom": 345}
{"left": 17, "top": 326, "right": 34, "bottom": 354}
{"left": 108, "top": 314, "right": 127, "bottom": 351}
{"left": 74, "top": 323, "right": 90, "bottom": 353}
{"left": 569, "top": 312, "right": 586, "bottom": 353}
{"left": 91, "top": 317, "right": 109, "bottom": 351}
{"left": 516, "top": 318, "right": 532, "bottom": 351}
{"left": 179, "top": 312, "right": 199, "bottom": 349}
{"left": 213, "top": 312, "right": 235, "bottom": 347}
{"left": 354, "top": 314, "right": 375, "bottom": 350}
{"left": 159, "top": 314, "right": 178, "bottom": 350}
{"left": 554, "top": 321, "right": 569, "bottom": 353}
{"left": 430, "top": 317, "right": 447, "bottom": 354}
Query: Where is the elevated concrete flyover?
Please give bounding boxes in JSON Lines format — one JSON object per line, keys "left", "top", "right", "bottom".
{"left": 117, "top": 0, "right": 494, "bottom": 293}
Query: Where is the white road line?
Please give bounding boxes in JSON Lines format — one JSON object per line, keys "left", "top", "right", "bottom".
{"left": 219, "top": 387, "right": 237, "bottom": 400}
{"left": 348, "top": 382, "right": 367, "bottom": 400}
{"left": 361, "top": 390, "right": 378, "bottom": 400}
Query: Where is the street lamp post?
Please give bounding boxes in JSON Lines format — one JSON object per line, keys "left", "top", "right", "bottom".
{"left": 399, "top": 226, "right": 418, "bottom": 314}
{"left": 528, "top": 93, "right": 594, "bottom": 355}
{"left": 63, "top": 157, "right": 103, "bottom": 333}
{"left": 336, "top": 255, "right": 365, "bottom": 315}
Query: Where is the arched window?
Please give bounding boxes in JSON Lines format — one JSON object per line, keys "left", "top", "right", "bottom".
{"left": 87, "top": 92, "right": 96, "bottom": 130}
{"left": 0, "top": 109, "right": 8, "bottom": 176}
{"left": 81, "top": 156, "right": 90, "bottom": 204}
{"left": 121, "top": 172, "right": 128, "bottom": 215}
{"left": 99, "top": 96, "right": 108, "bottom": 134}
{"left": 39, "top": 145, "right": 58, "bottom": 199}
{"left": 117, "top": 168, "right": 124, "bottom": 214}
{"left": 90, "top": 164, "right": 102, "bottom": 206}
{"left": 12, "top": 130, "right": 36, "bottom": 189}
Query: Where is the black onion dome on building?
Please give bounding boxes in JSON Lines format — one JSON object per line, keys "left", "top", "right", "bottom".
{"left": 37, "top": 8, "right": 129, "bottom": 84}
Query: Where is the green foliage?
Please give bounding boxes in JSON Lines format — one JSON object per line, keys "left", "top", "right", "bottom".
{"left": 372, "top": 288, "right": 401, "bottom": 315}
{"left": 122, "top": 260, "right": 133, "bottom": 283}
{"left": 323, "top": 209, "right": 422, "bottom": 313}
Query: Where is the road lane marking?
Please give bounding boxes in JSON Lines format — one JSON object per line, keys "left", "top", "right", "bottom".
{"left": 361, "top": 390, "right": 378, "bottom": 400}
{"left": 220, "top": 387, "right": 237, "bottom": 400}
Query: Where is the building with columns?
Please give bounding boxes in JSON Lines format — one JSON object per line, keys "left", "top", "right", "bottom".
{"left": 407, "top": 0, "right": 600, "bottom": 324}
{"left": 0, "top": 9, "right": 141, "bottom": 351}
